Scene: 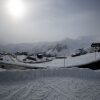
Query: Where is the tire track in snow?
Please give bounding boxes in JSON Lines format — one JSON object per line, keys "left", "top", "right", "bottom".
{"left": 0, "top": 78, "right": 100, "bottom": 100}
{"left": 0, "top": 86, "right": 20, "bottom": 99}
{"left": 22, "top": 80, "right": 51, "bottom": 100}
{"left": 20, "top": 83, "right": 34, "bottom": 99}
{"left": 47, "top": 84, "right": 69, "bottom": 98}
{"left": 3, "top": 84, "right": 30, "bottom": 100}
{"left": 39, "top": 80, "right": 71, "bottom": 99}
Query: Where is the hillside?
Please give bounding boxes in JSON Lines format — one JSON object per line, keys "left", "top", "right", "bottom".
{"left": 0, "top": 36, "right": 95, "bottom": 56}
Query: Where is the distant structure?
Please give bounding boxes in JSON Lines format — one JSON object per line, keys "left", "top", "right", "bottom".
{"left": 91, "top": 43, "right": 100, "bottom": 60}
{"left": 91, "top": 43, "right": 100, "bottom": 52}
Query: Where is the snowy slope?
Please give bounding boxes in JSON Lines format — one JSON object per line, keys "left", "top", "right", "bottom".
{"left": 1, "top": 52, "right": 100, "bottom": 69}
{"left": 22, "top": 52, "right": 100, "bottom": 68}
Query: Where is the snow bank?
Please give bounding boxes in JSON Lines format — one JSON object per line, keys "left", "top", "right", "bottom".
{"left": 0, "top": 68, "right": 100, "bottom": 84}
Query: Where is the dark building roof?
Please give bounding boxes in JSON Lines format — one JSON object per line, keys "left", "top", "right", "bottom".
{"left": 91, "top": 43, "right": 100, "bottom": 47}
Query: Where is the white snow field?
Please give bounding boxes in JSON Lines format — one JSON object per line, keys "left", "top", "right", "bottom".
{"left": 31, "top": 52, "right": 100, "bottom": 68}
{"left": 1, "top": 52, "right": 100, "bottom": 69}
{"left": 0, "top": 68, "right": 100, "bottom": 100}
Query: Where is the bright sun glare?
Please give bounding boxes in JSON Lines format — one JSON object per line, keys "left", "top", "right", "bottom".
{"left": 6, "top": 0, "right": 26, "bottom": 19}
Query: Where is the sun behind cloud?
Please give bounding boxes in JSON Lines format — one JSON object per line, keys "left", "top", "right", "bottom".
{"left": 5, "top": 0, "right": 26, "bottom": 20}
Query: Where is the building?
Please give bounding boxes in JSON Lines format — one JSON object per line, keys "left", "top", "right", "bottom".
{"left": 91, "top": 43, "right": 100, "bottom": 52}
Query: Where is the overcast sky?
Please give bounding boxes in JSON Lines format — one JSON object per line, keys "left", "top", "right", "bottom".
{"left": 0, "top": 0, "right": 100, "bottom": 44}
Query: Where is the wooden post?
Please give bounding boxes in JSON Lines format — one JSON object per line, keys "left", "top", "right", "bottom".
{"left": 64, "top": 56, "right": 65, "bottom": 67}
{"left": 95, "top": 48, "right": 96, "bottom": 61}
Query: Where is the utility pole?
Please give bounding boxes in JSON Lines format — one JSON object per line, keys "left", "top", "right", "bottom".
{"left": 64, "top": 55, "right": 65, "bottom": 67}
{"left": 95, "top": 48, "right": 96, "bottom": 61}
{"left": 63, "top": 44, "right": 68, "bottom": 67}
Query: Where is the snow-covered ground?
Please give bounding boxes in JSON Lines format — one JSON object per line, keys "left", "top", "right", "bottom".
{"left": 17, "top": 52, "right": 100, "bottom": 68}
{"left": 0, "top": 52, "right": 100, "bottom": 69}
{"left": 0, "top": 68, "right": 100, "bottom": 100}
{"left": 31, "top": 52, "right": 100, "bottom": 68}
{"left": 0, "top": 68, "right": 6, "bottom": 71}
{"left": 0, "top": 53, "right": 100, "bottom": 100}
{"left": 1, "top": 55, "right": 18, "bottom": 63}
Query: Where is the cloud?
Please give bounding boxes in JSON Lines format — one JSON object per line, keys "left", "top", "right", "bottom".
{"left": 0, "top": 0, "right": 100, "bottom": 44}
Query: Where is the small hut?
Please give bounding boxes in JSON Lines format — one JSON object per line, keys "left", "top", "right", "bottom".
{"left": 91, "top": 43, "right": 100, "bottom": 52}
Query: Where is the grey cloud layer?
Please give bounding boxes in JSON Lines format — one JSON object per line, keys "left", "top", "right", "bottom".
{"left": 0, "top": 0, "right": 100, "bottom": 44}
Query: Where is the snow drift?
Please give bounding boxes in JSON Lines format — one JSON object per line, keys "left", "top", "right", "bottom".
{"left": 0, "top": 68, "right": 100, "bottom": 84}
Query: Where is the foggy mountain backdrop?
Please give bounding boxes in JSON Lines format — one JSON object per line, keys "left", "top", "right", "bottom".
{"left": 0, "top": 35, "right": 97, "bottom": 55}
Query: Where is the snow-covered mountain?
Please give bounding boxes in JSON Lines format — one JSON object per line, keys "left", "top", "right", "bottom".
{"left": 0, "top": 36, "right": 95, "bottom": 56}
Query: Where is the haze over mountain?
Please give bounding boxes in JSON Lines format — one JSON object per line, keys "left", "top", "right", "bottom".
{"left": 0, "top": 35, "right": 98, "bottom": 55}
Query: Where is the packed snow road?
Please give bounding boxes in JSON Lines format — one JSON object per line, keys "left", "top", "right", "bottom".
{"left": 0, "top": 77, "right": 100, "bottom": 100}
{"left": 0, "top": 68, "right": 100, "bottom": 100}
